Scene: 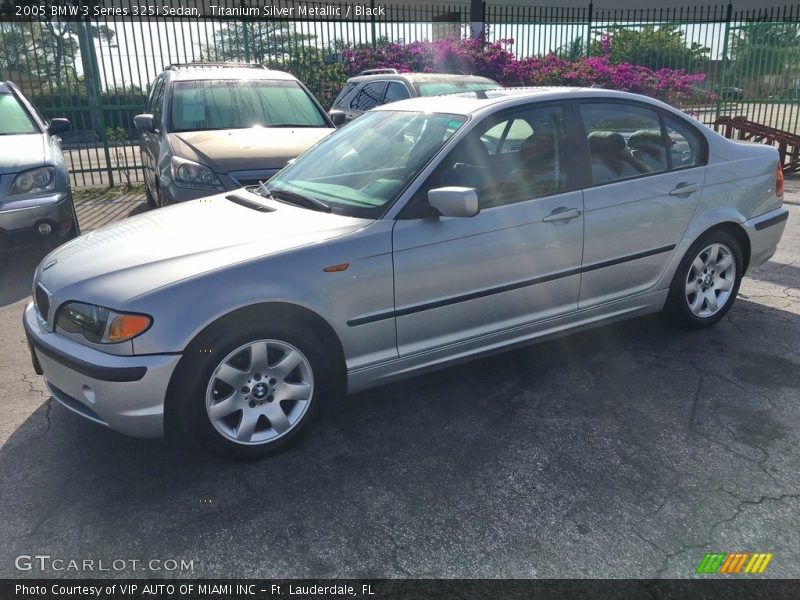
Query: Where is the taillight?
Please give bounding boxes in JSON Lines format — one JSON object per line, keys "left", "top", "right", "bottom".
{"left": 776, "top": 165, "right": 784, "bottom": 197}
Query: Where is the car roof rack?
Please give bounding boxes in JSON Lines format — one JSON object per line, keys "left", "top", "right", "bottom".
{"left": 358, "top": 68, "right": 399, "bottom": 76}
{"left": 165, "top": 62, "right": 268, "bottom": 71}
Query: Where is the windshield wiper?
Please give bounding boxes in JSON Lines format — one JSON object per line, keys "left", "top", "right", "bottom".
{"left": 270, "top": 123, "right": 319, "bottom": 128}
{"left": 267, "top": 188, "right": 332, "bottom": 213}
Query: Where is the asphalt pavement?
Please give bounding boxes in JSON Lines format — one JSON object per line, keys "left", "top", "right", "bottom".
{"left": 1, "top": 182, "right": 798, "bottom": 579}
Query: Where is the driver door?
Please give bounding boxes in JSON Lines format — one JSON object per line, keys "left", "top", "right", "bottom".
{"left": 392, "top": 104, "right": 585, "bottom": 356}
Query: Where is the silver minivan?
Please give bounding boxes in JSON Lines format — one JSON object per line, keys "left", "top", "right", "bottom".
{"left": 134, "top": 63, "right": 335, "bottom": 208}
{"left": 26, "top": 88, "right": 788, "bottom": 459}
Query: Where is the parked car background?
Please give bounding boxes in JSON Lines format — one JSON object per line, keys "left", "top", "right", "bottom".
{"left": 0, "top": 81, "right": 78, "bottom": 245}
{"left": 134, "top": 62, "right": 335, "bottom": 208}
{"left": 25, "top": 88, "right": 787, "bottom": 460}
{"left": 328, "top": 69, "right": 500, "bottom": 126}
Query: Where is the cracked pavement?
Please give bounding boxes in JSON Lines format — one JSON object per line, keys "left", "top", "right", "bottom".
{"left": 0, "top": 179, "right": 798, "bottom": 579}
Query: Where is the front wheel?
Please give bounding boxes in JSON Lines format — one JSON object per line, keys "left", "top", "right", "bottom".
{"left": 666, "top": 230, "right": 743, "bottom": 328}
{"left": 172, "top": 323, "right": 339, "bottom": 460}
{"left": 145, "top": 179, "right": 158, "bottom": 209}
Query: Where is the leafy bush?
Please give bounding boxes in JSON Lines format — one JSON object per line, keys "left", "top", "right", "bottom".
{"left": 339, "top": 30, "right": 713, "bottom": 107}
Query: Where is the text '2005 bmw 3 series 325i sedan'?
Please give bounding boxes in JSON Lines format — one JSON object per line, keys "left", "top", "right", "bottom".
{"left": 24, "top": 88, "right": 788, "bottom": 459}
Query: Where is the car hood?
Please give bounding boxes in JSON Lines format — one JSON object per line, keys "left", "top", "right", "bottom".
{"left": 35, "top": 191, "right": 370, "bottom": 305}
{"left": 0, "top": 134, "right": 46, "bottom": 174}
{"left": 169, "top": 127, "right": 333, "bottom": 173}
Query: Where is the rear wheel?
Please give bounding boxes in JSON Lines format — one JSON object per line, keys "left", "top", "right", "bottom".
{"left": 172, "top": 322, "right": 339, "bottom": 460}
{"left": 666, "top": 230, "right": 743, "bottom": 328}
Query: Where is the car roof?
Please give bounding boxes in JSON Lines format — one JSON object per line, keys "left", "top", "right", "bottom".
{"left": 347, "top": 72, "right": 497, "bottom": 84}
{"left": 165, "top": 65, "right": 299, "bottom": 82}
{"left": 373, "top": 86, "right": 675, "bottom": 117}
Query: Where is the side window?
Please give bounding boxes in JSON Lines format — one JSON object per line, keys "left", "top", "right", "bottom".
{"left": 664, "top": 114, "right": 703, "bottom": 169}
{"left": 383, "top": 82, "right": 411, "bottom": 104}
{"left": 151, "top": 79, "right": 166, "bottom": 129}
{"left": 350, "top": 82, "right": 386, "bottom": 112}
{"left": 481, "top": 118, "right": 534, "bottom": 155}
{"left": 332, "top": 82, "right": 357, "bottom": 109}
{"left": 415, "top": 104, "right": 571, "bottom": 211}
{"left": 580, "top": 103, "right": 668, "bottom": 185}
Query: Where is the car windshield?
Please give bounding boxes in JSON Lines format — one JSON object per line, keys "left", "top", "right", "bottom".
{"left": 0, "top": 93, "right": 37, "bottom": 135}
{"left": 417, "top": 81, "right": 499, "bottom": 97}
{"left": 170, "top": 80, "right": 327, "bottom": 132}
{"left": 264, "top": 110, "right": 468, "bottom": 218}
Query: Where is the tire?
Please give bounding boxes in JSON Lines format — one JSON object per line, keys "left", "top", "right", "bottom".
{"left": 170, "top": 321, "right": 340, "bottom": 460}
{"left": 62, "top": 204, "right": 81, "bottom": 240}
{"left": 145, "top": 180, "right": 158, "bottom": 209}
{"left": 666, "top": 230, "right": 743, "bottom": 329}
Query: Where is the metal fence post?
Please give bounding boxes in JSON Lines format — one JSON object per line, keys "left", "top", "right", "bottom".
{"left": 586, "top": 2, "right": 593, "bottom": 57}
{"left": 470, "top": 0, "right": 483, "bottom": 38}
{"left": 716, "top": 2, "right": 734, "bottom": 123}
{"left": 240, "top": 1, "right": 251, "bottom": 62}
{"left": 370, "top": 0, "right": 377, "bottom": 48}
{"left": 82, "top": 20, "right": 115, "bottom": 188}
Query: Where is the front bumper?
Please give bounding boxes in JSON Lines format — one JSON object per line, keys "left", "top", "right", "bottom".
{"left": 0, "top": 190, "right": 75, "bottom": 236}
{"left": 23, "top": 301, "right": 181, "bottom": 438}
{"left": 743, "top": 206, "right": 790, "bottom": 270}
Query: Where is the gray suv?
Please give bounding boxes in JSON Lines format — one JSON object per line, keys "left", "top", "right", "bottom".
{"left": 134, "top": 63, "right": 335, "bottom": 208}
{"left": 329, "top": 69, "right": 499, "bottom": 126}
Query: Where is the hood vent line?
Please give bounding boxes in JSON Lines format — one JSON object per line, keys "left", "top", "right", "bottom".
{"left": 225, "top": 194, "right": 275, "bottom": 212}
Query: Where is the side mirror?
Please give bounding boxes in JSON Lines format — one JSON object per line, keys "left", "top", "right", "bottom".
{"left": 133, "top": 114, "right": 156, "bottom": 133}
{"left": 47, "top": 118, "right": 70, "bottom": 135}
{"left": 428, "top": 187, "right": 479, "bottom": 218}
{"left": 329, "top": 110, "right": 347, "bottom": 127}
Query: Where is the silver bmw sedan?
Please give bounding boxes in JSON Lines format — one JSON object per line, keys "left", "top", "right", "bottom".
{"left": 24, "top": 88, "right": 789, "bottom": 459}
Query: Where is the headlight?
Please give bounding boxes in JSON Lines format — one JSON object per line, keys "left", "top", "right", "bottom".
{"left": 9, "top": 166, "right": 56, "bottom": 196}
{"left": 171, "top": 157, "right": 223, "bottom": 190}
{"left": 56, "top": 302, "right": 152, "bottom": 344}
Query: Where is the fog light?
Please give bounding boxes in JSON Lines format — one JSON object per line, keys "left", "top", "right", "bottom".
{"left": 81, "top": 385, "right": 96, "bottom": 404}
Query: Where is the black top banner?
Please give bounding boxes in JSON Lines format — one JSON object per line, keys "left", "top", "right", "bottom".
{"left": 4, "top": 579, "right": 800, "bottom": 600}
{"left": 0, "top": 0, "right": 464, "bottom": 22}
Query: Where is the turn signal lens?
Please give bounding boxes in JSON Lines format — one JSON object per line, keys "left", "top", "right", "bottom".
{"left": 776, "top": 166, "right": 784, "bottom": 197}
{"left": 107, "top": 314, "right": 152, "bottom": 342}
{"left": 323, "top": 263, "right": 349, "bottom": 272}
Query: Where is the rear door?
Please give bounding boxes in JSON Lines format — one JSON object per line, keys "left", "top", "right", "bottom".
{"left": 577, "top": 101, "right": 707, "bottom": 308}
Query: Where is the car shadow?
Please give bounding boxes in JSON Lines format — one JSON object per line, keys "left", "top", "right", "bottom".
{"left": 127, "top": 203, "right": 151, "bottom": 218}
{"left": 0, "top": 242, "right": 52, "bottom": 307}
{"left": 2, "top": 299, "right": 799, "bottom": 577}
{"left": 749, "top": 261, "right": 800, "bottom": 290}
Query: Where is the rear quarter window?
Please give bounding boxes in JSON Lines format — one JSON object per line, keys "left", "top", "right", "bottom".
{"left": 332, "top": 82, "right": 357, "bottom": 109}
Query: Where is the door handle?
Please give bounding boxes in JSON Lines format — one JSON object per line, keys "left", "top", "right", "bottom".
{"left": 669, "top": 182, "right": 701, "bottom": 196}
{"left": 543, "top": 208, "right": 582, "bottom": 223}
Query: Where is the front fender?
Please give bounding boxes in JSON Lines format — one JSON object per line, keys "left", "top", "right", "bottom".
{"left": 126, "top": 220, "right": 397, "bottom": 370}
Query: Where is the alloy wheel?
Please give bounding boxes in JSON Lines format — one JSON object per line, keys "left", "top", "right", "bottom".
{"left": 685, "top": 242, "right": 736, "bottom": 318}
{"left": 205, "top": 339, "right": 314, "bottom": 445}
